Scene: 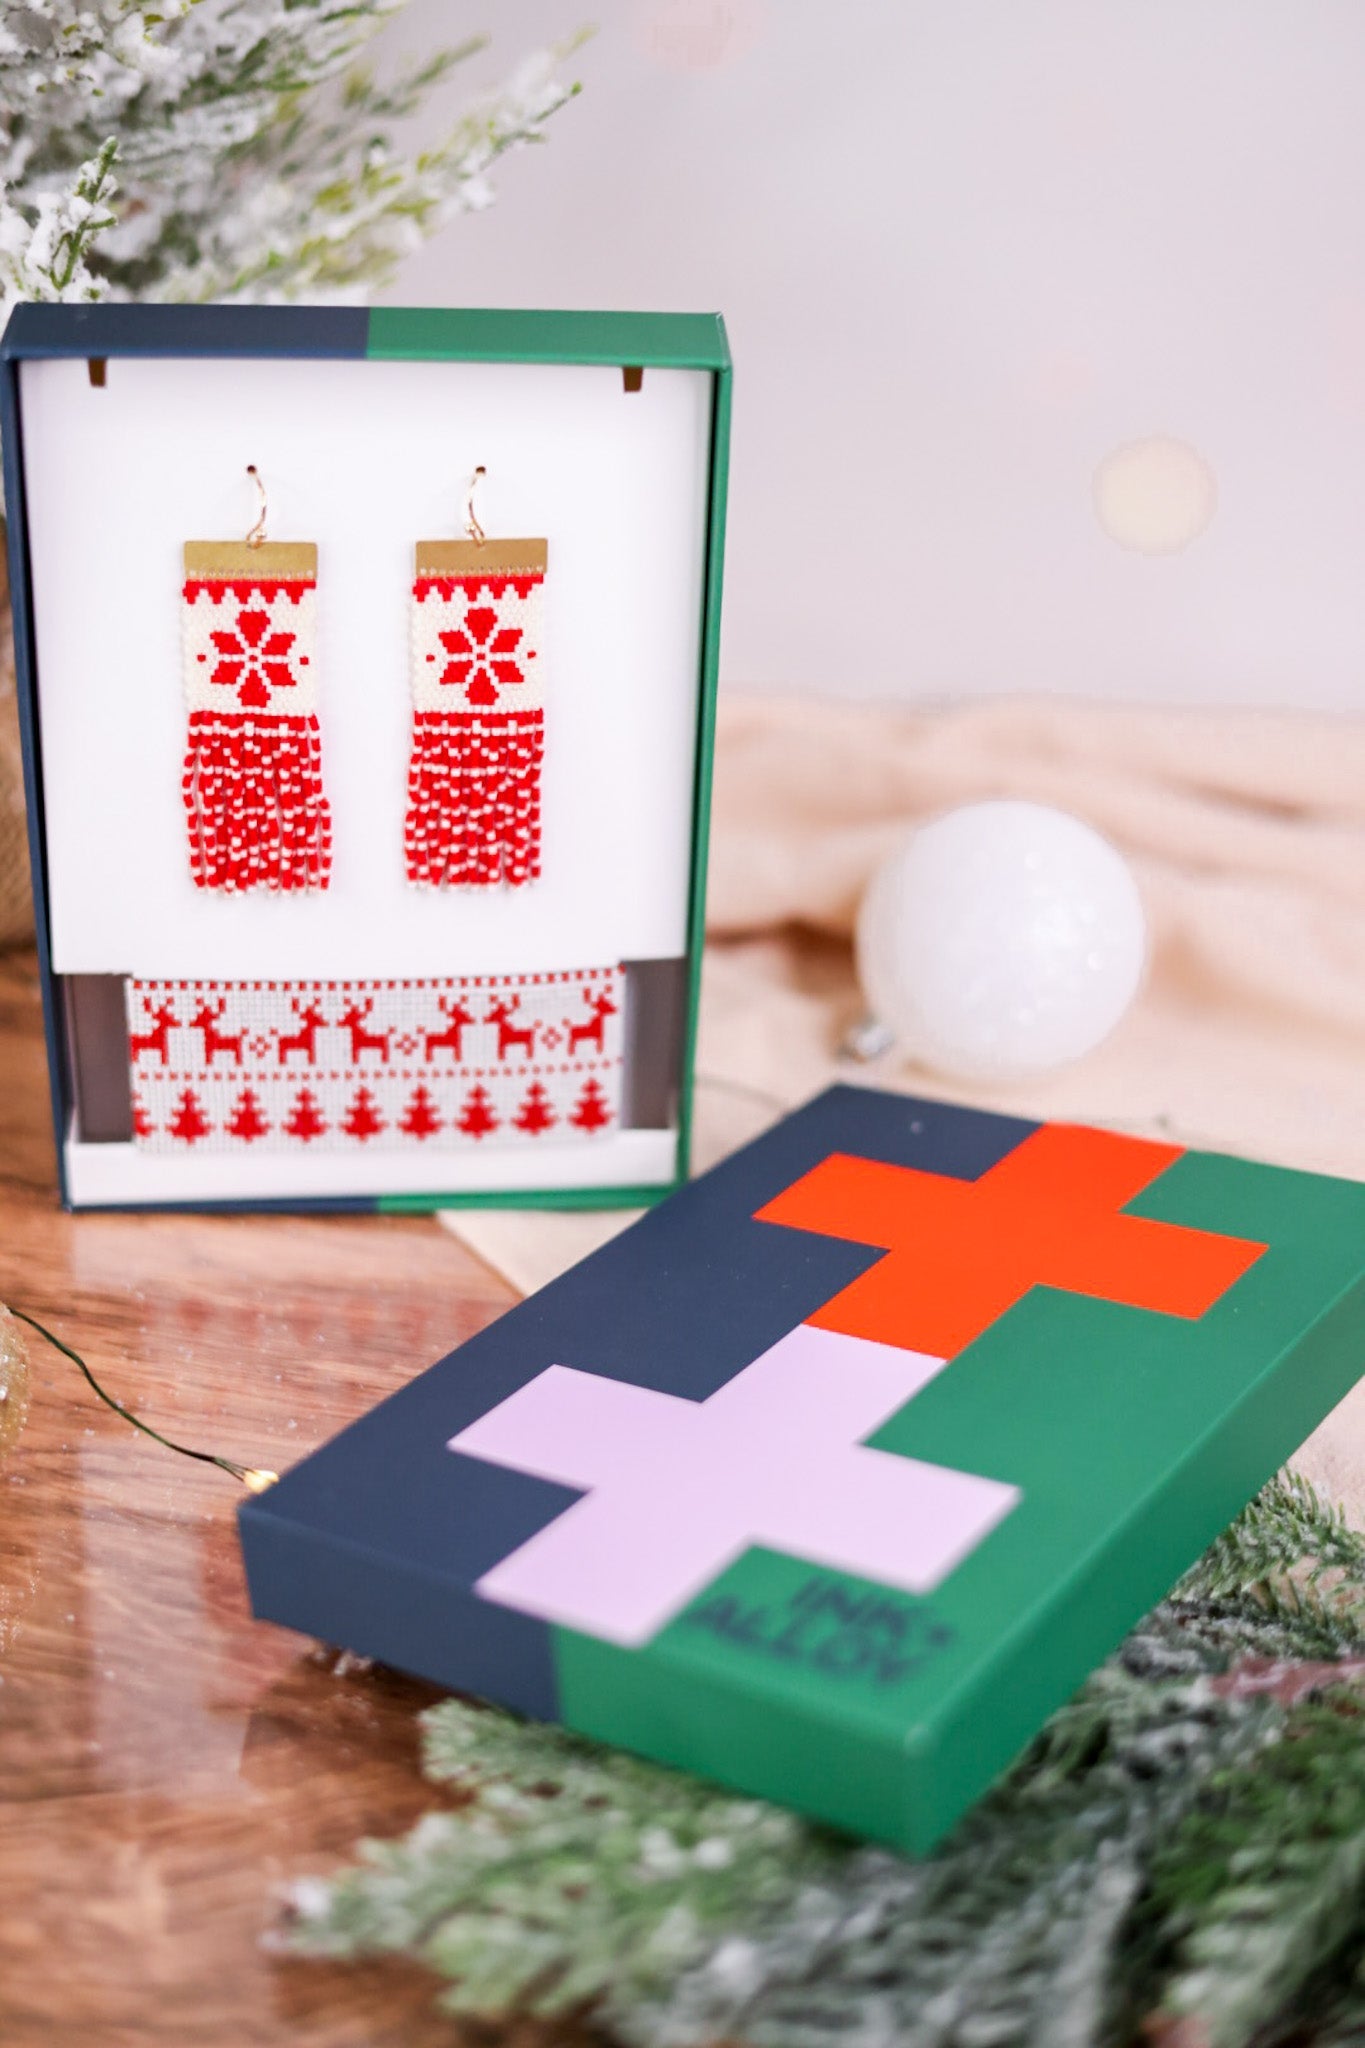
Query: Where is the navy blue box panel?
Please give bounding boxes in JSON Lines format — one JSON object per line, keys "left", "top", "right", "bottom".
{"left": 0, "top": 353, "right": 65, "bottom": 1188}
{"left": 0, "top": 302, "right": 369, "bottom": 360}
{"left": 238, "top": 1086, "right": 1038, "bottom": 1695}
{"left": 240, "top": 1514, "right": 566, "bottom": 1719}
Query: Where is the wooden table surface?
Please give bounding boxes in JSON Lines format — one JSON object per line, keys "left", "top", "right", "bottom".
{"left": 0, "top": 948, "right": 557, "bottom": 2047}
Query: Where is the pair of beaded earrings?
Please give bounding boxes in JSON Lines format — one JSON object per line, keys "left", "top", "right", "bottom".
{"left": 179, "top": 467, "right": 546, "bottom": 895}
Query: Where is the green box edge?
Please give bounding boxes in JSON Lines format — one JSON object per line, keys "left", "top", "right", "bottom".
{"left": 366, "top": 306, "right": 731, "bottom": 370}
{"left": 378, "top": 1181, "right": 670, "bottom": 1216}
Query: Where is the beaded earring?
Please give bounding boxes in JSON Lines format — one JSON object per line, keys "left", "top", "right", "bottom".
{"left": 180, "top": 466, "right": 331, "bottom": 893}
{"left": 405, "top": 467, "right": 546, "bottom": 888}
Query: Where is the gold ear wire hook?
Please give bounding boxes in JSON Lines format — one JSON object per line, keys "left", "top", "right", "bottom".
{"left": 465, "top": 465, "right": 487, "bottom": 546}
{"left": 245, "top": 464, "right": 267, "bottom": 548}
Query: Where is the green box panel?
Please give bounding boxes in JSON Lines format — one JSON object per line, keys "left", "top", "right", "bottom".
{"left": 368, "top": 306, "right": 730, "bottom": 368}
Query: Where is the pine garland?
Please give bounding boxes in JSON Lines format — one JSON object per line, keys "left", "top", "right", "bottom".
{"left": 280, "top": 1475, "right": 1365, "bottom": 2047}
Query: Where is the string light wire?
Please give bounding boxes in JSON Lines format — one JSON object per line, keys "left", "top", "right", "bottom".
{"left": 7, "top": 1305, "right": 277, "bottom": 1491}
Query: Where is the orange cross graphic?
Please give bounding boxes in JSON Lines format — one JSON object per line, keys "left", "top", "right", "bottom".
{"left": 755, "top": 1124, "right": 1267, "bottom": 1359}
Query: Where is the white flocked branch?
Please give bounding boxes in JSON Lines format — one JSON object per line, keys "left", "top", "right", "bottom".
{"left": 0, "top": 0, "right": 584, "bottom": 311}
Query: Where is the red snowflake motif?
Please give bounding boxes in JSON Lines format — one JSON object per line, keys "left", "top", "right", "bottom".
{"left": 206, "top": 605, "right": 301, "bottom": 710}
{"left": 433, "top": 604, "right": 524, "bottom": 707}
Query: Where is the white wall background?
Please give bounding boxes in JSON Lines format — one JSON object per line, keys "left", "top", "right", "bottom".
{"left": 383, "top": 1, "right": 1365, "bottom": 710}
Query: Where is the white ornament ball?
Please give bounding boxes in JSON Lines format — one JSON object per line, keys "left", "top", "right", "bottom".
{"left": 856, "top": 801, "right": 1146, "bottom": 1083}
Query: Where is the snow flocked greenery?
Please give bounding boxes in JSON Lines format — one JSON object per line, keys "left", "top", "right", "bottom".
{"left": 0, "top": 0, "right": 581, "bottom": 308}
{"left": 282, "top": 1472, "right": 1365, "bottom": 2048}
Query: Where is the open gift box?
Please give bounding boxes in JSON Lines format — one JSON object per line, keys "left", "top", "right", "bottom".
{"left": 0, "top": 303, "right": 731, "bottom": 1211}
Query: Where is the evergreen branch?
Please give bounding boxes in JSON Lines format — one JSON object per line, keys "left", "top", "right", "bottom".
{"left": 1176, "top": 1472, "right": 1365, "bottom": 1653}
{"left": 48, "top": 137, "right": 120, "bottom": 293}
{"left": 282, "top": 1698, "right": 834, "bottom": 2021}
{"left": 0, "top": 138, "right": 120, "bottom": 303}
{"left": 0, "top": 4, "right": 588, "bottom": 309}
{"left": 1147, "top": 1699, "right": 1365, "bottom": 2048}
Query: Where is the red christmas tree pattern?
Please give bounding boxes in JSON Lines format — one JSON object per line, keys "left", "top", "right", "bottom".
{"left": 513, "top": 1080, "right": 557, "bottom": 1137}
{"left": 168, "top": 1087, "right": 211, "bottom": 1145}
{"left": 167, "top": 1089, "right": 210, "bottom": 1155}
{"left": 342, "top": 1085, "right": 385, "bottom": 1142}
{"left": 569, "top": 1076, "right": 613, "bottom": 1134}
{"left": 283, "top": 1087, "right": 327, "bottom": 1143}
{"left": 131, "top": 1097, "right": 153, "bottom": 1141}
{"left": 226, "top": 1086, "right": 270, "bottom": 1142}
{"left": 455, "top": 1083, "right": 500, "bottom": 1141}
{"left": 399, "top": 1083, "right": 442, "bottom": 1140}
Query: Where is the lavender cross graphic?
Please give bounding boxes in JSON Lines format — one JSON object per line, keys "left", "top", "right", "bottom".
{"left": 448, "top": 1323, "right": 1020, "bottom": 1647}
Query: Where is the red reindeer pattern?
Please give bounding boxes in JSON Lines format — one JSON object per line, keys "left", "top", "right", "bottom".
{"left": 129, "top": 998, "right": 178, "bottom": 1064}
{"left": 485, "top": 994, "right": 537, "bottom": 1062}
{"left": 568, "top": 988, "right": 617, "bottom": 1057}
{"left": 127, "top": 973, "right": 623, "bottom": 1151}
{"left": 337, "top": 998, "right": 392, "bottom": 1065}
{"left": 276, "top": 998, "right": 327, "bottom": 1065}
{"left": 424, "top": 995, "right": 475, "bottom": 1063}
{"left": 190, "top": 996, "right": 245, "bottom": 1067}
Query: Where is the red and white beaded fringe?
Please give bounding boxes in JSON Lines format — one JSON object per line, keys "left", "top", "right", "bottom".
{"left": 406, "top": 542, "right": 546, "bottom": 888}
{"left": 126, "top": 968, "right": 622, "bottom": 1153}
{"left": 181, "top": 551, "right": 332, "bottom": 893}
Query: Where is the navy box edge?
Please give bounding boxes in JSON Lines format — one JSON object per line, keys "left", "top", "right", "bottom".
{"left": 238, "top": 1495, "right": 561, "bottom": 1720}
{"left": 0, "top": 302, "right": 370, "bottom": 359}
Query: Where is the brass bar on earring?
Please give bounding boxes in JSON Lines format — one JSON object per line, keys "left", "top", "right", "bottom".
{"left": 415, "top": 537, "right": 547, "bottom": 578}
{"left": 183, "top": 541, "right": 318, "bottom": 579}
